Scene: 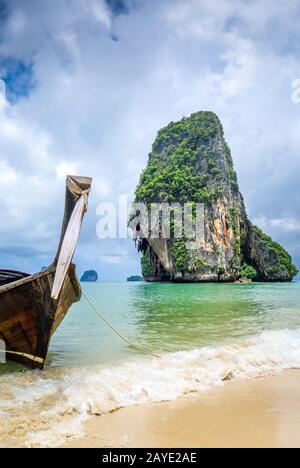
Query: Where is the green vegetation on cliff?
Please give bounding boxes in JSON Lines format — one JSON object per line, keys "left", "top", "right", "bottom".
{"left": 239, "top": 263, "right": 257, "bottom": 279}
{"left": 141, "top": 249, "right": 151, "bottom": 277}
{"left": 229, "top": 207, "right": 242, "bottom": 268}
{"left": 224, "top": 143, "right": 239, "bottom": 191}
{"left": 253, "top": 226, "right": 298, "bottom": 277}
{"left": 135, "top": 112, "right": 224, "bottom": 203}
{"left": 170, "top": 240, "right": 188, "bottom": 272}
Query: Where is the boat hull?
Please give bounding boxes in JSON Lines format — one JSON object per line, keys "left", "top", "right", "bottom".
{"left": 0, "top": 264, "right": 81, "bottom": 369}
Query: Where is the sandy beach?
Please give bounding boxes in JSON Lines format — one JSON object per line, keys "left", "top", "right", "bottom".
{"left": 65, "top": 369, "right": 300, "bottom": 449}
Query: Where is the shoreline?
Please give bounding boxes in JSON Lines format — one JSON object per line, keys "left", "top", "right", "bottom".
{"left": 64, "top": 369, "right": 300, "bottom": 448}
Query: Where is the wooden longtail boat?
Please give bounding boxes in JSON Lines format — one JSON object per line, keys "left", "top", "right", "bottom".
{"left": 0, "top": 175, "right": 92, "bottom": 369}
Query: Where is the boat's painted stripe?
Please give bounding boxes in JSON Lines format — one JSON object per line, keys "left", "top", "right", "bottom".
{"left": 0, "top": 349, "right": 44, "bottom": 364}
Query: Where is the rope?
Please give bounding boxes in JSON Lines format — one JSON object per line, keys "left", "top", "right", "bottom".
{"left": 82, "top": 291, "right": 160, "bottom": 359}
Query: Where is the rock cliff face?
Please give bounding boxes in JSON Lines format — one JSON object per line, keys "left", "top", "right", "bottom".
{"left": 133, "top": 112, "right": 298, "bottom": 282}
{"left": 80, "top": 270, "right": 99, "bottom": 282}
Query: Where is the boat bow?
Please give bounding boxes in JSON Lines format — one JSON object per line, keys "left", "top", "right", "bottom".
{"left": 51, "top": 176, "right": 92, "bottom": 300}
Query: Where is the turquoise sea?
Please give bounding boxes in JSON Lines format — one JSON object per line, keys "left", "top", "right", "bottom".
{"left": 1, "top": 281, "right": 300, "bottom": 447}
{"left": 51, "top": 281, "right": 300, "bottom": 366}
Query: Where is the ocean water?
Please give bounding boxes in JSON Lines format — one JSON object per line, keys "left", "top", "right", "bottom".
{"left": 1, "top": 281, "right": 300, "bottom": 447}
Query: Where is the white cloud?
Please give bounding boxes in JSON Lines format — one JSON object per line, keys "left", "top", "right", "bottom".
{"left": 0, "top": 160, "right": 18, "bottom": 186}
{"left": 100, "top": 255, "right": 123, "bottom": 264}
{"left": 253, "top": 216, "right": 300, "bottom": 233}
{"left": 0, "top": 0, "right": 300, "bottom": 277}
{"left": 56, "top": 162, "right": 79, "bottom": 179}
{"left": 85, "top": 0, "right": 111, "bottom": 29}
{"left": 209, "top": 34, "right": 257, "bottom": 98}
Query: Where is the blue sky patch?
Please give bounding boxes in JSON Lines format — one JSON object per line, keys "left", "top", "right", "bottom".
{"left": 105, "top": 0, "right": 130, "bottom": 16}
{"left": 0, "top": 1, "right": 8, "bottom": 23}
{"left": 224, "top": 16, "right": 244, "bottom": 32}
{"left": 0, "top": 57, "right": 35, "bottom": 103}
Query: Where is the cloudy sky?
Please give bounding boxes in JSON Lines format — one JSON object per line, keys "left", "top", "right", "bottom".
{"left": 0, "top": 0, "right": 300, "bottom": 281}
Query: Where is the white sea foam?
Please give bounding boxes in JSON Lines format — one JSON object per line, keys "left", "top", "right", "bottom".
{"left": 0, "top": 327, "right": 300, "bottom": 447}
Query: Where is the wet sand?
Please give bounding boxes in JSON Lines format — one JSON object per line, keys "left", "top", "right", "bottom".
{"left": 64, "top": 369, "right": 300, "bottom": 448}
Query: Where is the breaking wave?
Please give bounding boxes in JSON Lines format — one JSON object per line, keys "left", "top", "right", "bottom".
{"left": 1, "top": 327, "right": 300, "bottom": 447}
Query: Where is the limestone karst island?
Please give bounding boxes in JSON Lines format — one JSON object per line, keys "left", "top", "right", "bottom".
{"left": 80, "top": 270, "right": 99, "bottom": 283}
{"left": 134, "top": 112, "right": 298, "bottom": 283}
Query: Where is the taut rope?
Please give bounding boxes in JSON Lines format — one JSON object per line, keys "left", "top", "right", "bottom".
{"left": 0, "top": 292, "right": 159, "bottom": 366}
{"left": 82, "top": 291, "right": 160, "bottom": 359}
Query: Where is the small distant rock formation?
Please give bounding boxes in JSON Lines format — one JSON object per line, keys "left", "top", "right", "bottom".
{"left": 127, "top": 275, "right": 144, "bottom": 282}
{"left": 41, "top": 266, "right": 48, "bottom": 272}
{"left": 80, "top": 270, "right": 99, "bottom": 282}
